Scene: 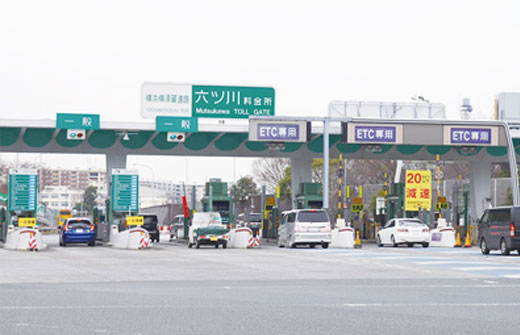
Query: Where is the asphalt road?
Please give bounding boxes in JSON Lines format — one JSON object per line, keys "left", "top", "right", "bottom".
{"left": 1, "top": 234, "right": 520, "bottom": 335}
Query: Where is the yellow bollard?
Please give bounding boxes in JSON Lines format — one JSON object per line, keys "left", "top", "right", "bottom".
{"left": 464, "top": 229, "right": 472, "bottom": 248}
{"left": 354, "top": 230, "right": 362, "bottom": 249}
{"left": 454, "top": 232, "right": 462, "bottom": 247}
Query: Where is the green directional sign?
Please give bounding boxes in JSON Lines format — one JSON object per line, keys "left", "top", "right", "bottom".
{"left": 192, "top": 85, "right": 275, "bottom": 119}
{"left": 156, "top": 116, "right": 198, "bottom": 132}
{"left": 0, "top": 192, "right": 7, "bottom": 203}
{"left": 57, "top": 113, "right": 100, "bottom": 130}
{"left": 8, "top": 169, "right": 37, "bottom": 211}
{"left": 111, "top": 170, "right": 139, "bottom": 212}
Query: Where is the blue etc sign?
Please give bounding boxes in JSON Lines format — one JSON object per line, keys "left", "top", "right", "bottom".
{"left": 248, "top": 120, "right": 310, "bottom": 142}
{"left": 444, "top": 126, "right": 497, "bottom": 146}
{"left": 450, "top": 128, "right": 491, "bottom": 145}
{"left": 345, "top": 123, "right": 403, "bottom": 144}
{"left": 257, "top": 124, "right": 299, "bottom": 141}
{"left": 354, "top": 126, "right": 396, "bottom": 143}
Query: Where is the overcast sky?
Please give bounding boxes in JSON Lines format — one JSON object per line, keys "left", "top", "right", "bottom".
{"left": 1, "top": 0, "right": 520, "bottom": 184}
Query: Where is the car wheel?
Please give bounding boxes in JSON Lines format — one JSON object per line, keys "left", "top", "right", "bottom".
{"left": 222, "top": 241, "right": 227, "bottom": 249}
{"left": 215, "top": 244, "right": 219, "bottom": 249}
{"left": 407, "top": 243, "right": 414, "bottom": 248}
{"left": 88, "top": 242, "right": 95, "bottom": 247}
{"left": 188, "top": 242, "right": 193, "bottom": 248}
{"left": 278, "top": 239, "right": 284, "bottom": 248}
{"left": 309, "top": 244, "right": 316, "bottom": 248}
{"left": 322, "top": 243, "right": 329, "bottom": 249}
{"left": 196, "top": 241, "right": 200, "bottom": 249}
{"left": 422, "top": 243, "right": 429, "bottom": 248}
{"left": 376, "top": 235, "right": 383, "bottom": 247}
{"left": 500, "top": 238, "right": 510, "bottom": 255}
{"left": 480, "top": 238, "right": 490, "bottom": 255}
{"left": 290, "top": 243, "right": 296, "bottom": 248}
{"left": 391, "top": 235, "right": 397, "bottom": 247}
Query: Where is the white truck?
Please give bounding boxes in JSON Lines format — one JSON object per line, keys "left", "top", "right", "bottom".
{"left": 188, "top": 212, "right": 229, "bottom": 249}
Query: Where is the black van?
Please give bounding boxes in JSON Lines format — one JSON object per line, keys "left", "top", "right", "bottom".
{"left": 478, "top": 206, "right": 520, "bottom": 255}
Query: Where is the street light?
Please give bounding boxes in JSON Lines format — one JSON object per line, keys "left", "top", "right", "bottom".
{"left": 131, "top": 163, "right": 155, "bottom": 206}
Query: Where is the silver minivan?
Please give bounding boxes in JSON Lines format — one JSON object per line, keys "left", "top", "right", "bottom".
{"left": 277, "top": 209, "right": 332, "bottom": 248}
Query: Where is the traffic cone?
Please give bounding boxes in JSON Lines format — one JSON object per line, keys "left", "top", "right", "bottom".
{"left": 464, "top": 230, "right": 472, "bottom": 248}
{"left": 454, "top": 232, "right": 462, "bottom": 247}
{"left": 354, "top": 231, "right": 362, "bottom": 249}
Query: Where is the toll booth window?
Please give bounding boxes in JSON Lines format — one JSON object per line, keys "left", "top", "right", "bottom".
{"left": 297, "top": 211, "right": 328, "bottom": 223}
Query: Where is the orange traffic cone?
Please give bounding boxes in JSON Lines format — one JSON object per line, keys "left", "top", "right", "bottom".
{"left": 454, "top": 232, "right": 462, "bottom": 247}
{"left": 354, "top": 231, "right": 362, "bottom": 249}
{"left": 464, "top": 230, "right": 472, "bottom": 248}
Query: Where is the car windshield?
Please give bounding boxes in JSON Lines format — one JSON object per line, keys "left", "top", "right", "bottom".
{"left": 250, "top": 214, "right": 262, "bottom": 222}
{"left": 143, "top": 216, "right": 158, "bottom": 225}
{"left": 399, "top": 220, "right": 423, "bottom": 227}
{"left": 297, "top": 211, "right": 328, "bottom": 223}
{"left": 68, "top": 220, "right": 91, "bottom": 228}
{"left": 192, "top": 212, "right": 222, "bottom": 226}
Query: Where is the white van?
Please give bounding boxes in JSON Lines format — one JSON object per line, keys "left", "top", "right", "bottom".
{"left": 277, "top": 209, "right": 332, "bottom": 249}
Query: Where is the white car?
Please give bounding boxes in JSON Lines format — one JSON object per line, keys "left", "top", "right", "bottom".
{"left": 278, "top": 209, "right": 332, "bottom": 249}
{"left": 376, "top": 218, "right": 430, "bottom": 248}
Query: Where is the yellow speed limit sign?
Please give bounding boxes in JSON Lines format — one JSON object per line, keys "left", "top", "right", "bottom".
{"left": 127, "top": 216, "right": 144, "bottom": 226}
{"left": 18, "top": 217, "right": 37, "bottom": 227}
{"left": 405, "top": 170, "right": 432, "bottom": 211}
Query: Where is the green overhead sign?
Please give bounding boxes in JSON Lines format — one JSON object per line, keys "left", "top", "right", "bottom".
{"left": 111, "top": 169, "right": 139, "bottom": 212}
{"left": 8, "top": 169, "right": 37, "bottom": 211}
{"left": 192, "top": 85, "right": 275, "bottom": 119}
{"left": 57, "top": 113, "right": 100, "bottom": 130}
{"left": 156, "top": 116, "right": 198, "bottom": 132}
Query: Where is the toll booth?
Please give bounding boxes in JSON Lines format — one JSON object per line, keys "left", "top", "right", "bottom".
{"left": 201, "top": 180, "right": 233, "bottom": 226}
{"left": 295, "top": 182, "right": 323, "bottom": 209}
{"left": 262, "top": 195, "right": 276, "bottom": 238}
{"left": 386, "top": 183, "right": 405, "bottom": 220}
{"left": 93, "top": 206, "right": 106, "bottom": 241}
{"left": 0, "top": 206, "right": 7, "bottom": 242}
{"left": 267, "top": 206, "right": 279, "bottom": 239}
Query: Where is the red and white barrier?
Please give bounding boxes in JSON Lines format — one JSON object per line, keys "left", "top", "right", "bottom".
{"left": 228, "top": 227, "right": 252, "bottom": 248}
{"left": 109, "top": 225, "right": 152, "bottom": 249}
{"left": 4, "top": 225, "right": 46, "bottom": 251}
{"left": 331, "top": 227, "right": 355, "bottom": 248}
{"left": 159, "top": 225, "right": 171, "bottom": 234}
{"left": 248, "top": 234, "right": 261, "bottom": 248}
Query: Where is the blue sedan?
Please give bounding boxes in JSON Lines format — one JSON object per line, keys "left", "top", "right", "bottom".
{"left": 59, "top": 218, "right": 96, "bottom": 247}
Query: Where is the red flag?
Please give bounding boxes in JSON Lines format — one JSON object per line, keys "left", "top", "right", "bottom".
{"left": 182, "top": 196, "right": 189, "bottom": 218}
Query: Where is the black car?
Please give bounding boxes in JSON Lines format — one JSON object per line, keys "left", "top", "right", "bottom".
{"left": 479, "top": 206, "right": 520, "bottom": 255}
{"left": 140, "top": 214, "right": 160, "bottom": 243}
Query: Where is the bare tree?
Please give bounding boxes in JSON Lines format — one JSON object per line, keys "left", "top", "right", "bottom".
{"left": 252, "top": 158, "right": 290, "bottom": 193}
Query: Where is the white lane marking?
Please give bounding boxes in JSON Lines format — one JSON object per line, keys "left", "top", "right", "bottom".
{"left": 223, "top": 286, "right": 232, "bottom": 290}
{"left": 94, "top": 330, "right": 109, "bottom": 333}
{"left": 455, "top": 266, "right": 520, "bottom": 271}
{"left": 344, "top": 302, "right": 520, "bottom": 307}
{"left": 413, "top": 261, "right": 485, "bottom": 265}
{"left": 16, "top": 323, "right": 30, "bottom": 326}
{"left": 502, "top": 274, "right": 520, "bottom": 279}
{"left": 483, "top": 280, "right": 498, "bottom": 284}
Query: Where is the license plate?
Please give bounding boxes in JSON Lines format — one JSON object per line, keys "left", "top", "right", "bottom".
{"left": 76, "top": 229, "right": 83, "bottom": 233}
{"left": 210, "top": 237, "right": 218, "bottom": 241}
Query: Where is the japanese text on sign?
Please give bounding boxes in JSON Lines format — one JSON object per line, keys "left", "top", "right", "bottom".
{"left": 354, "top": 126, "right": 396, "bottom": 143}
{"left": 450, "top": 128, "right": 491, "bottom": 145}
{"left": 192, "top": 85, "right": 275, "bottom": 119}
{"left": 405, "top": 170, "right": 431, "bottom": 211}
{"left": 257, "top": 124, "right": 299, "bottom": 141}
